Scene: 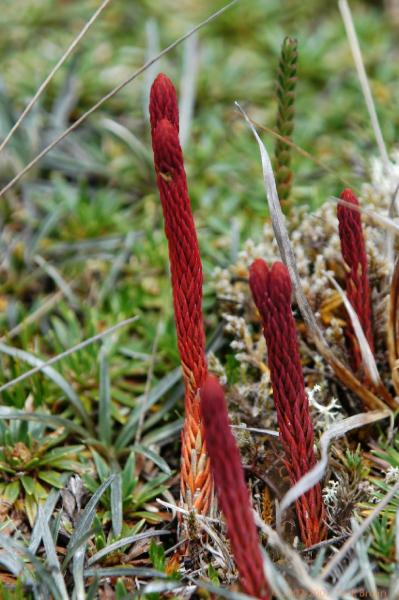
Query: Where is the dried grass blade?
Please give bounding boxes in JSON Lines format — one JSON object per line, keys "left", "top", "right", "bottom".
{"left": 235, "top": 103, "right": 322, "bottom": 335}
{"left": 386, "top": 184, "right": 399, "bottom": 272}
{"left": 179, "top": 32, "right": 199, "bottom": 149}
{"left": 327, "top": 274, "right": 380, "bottom": 385}
{"left": 335, "top": 195, "right": 399, "bottom": 235}
{"left": 338, "top": 0, "right": 390, "bottom": 171}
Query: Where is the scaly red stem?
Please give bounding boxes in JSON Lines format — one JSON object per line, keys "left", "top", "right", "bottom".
{"left": 149, "top": 73, "right": 179, "bottom": 135}
{"left": 337, "top": 188, "right": 374, "bottom": 373}
{"left": 200, "top": 375, "right": 270, "bottom": 599}
{"left": 150, "top": 74, "right": 212, "bottom": 519}
{"left": 249, "top": 259, "right": 325, "bottom": 547}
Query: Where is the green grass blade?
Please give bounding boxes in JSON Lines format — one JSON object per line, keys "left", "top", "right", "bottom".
{"left": 38, "top": 507, "right": 69, "bottom": 600}
{"left": 110, "top": 471, "right": 122, "bottom": 537}
{"left": 0, "top": 407, "right": 89, "bottom": 439}
{"left": 84, "top": 567, "right": 166, "bottom": 578}
{"left": 0, "top": 534, "right": 59, "bottom": 596}
{"left": 29, "top": 488, "right": 62, "bottom": 554}
{"left": 68, "top": 475, "right": 115, "bottom": 551}
{"left": 87, "top": 529, "right": 169, "bottom": 566}
{"left": 72, "top": 547, "right": 86, "bottom": 600}
{"left": 131, "top": 444, "right": 172, "bottom": 475}
{"left": 115, "top": 367, "right": 181, "bottom": 450}
{"left": 141, "top": 419, "right": 183, "bottom": 446}
{"left": 98, "top": 346, "right": 112, "bottom": 446}
{"left": 0, "top": 342, "right": 91, "bottom": 430}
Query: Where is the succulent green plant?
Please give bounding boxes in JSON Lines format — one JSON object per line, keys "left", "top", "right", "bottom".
{"left": 0, "top": 417, "right": 83, "bottom": 525}
{"left": 82, "top": 449, "right": 171, "bottom": 526}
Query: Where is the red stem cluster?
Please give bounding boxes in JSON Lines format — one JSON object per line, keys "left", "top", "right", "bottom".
{"left": 200, "top": 375, "right": 270, "bottom": 600}
{"left": 150, "top": 74, "right": 211, "bottom": 516}
{"left": 249, "top": 259, "right": 325, "bottom": 547}
{"left": 337, "top": 188, "right": 374, "bottom": 373}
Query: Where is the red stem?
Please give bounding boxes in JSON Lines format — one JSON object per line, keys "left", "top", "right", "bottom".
{"left": 150, "top": 74, "right": 211, "bottom": 517}
{"left": 249, "top": 259, "right": 325, "bottom": 547}
{"left": 201, "top": 375, "right": 270, "bottom": 599}
{"left": 337, "top": 188, "right": 374, "bottom": 373}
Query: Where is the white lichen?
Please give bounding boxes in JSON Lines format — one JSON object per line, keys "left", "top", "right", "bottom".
{"left": 385, "top": 465, "right": 399, "bottom": 484}
{"left": 322, "top": 480, "right": 340, "bottom": 505}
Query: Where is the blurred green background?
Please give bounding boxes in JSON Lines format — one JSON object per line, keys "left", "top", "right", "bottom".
{"left": 0, "top": 0, "right": 398, "bottom": 399}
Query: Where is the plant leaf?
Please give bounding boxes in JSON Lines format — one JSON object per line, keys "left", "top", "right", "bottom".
{"left": 98, "top": 345, "right": 112, "bottom": 446}
{"left": 87, "top": 529, "right": 169, "bottom": 566}
{"left": 131, "top": 444, "right": 172, "bottom": 475}
{"left": 0, "top": 342, "right": 91, "bottom": 429}
{"left": 38, "top": 507, "right": 69, "bottom": 600}
{"left": 110, "top": 472, "right": 122, "bottom": 537}
{"left": 69, "top": 475, "right": 114, "bottom": 551}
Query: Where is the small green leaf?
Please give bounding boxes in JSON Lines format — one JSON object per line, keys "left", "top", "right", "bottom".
{"left": 131, "top": 511, "right": 164, "bottom": 524}
{"left": 38, "top": 470, "right": 65, "bottom": 488}
{"left": 91, "top": 449, "right": 110, "bottom": 483}
{"left": 88, "top": 530, "right": 169, "bottom": 566}
{"left": 3, "top": 480, "right": 20, "bottom": 504}
{"left": 82, "top": 474, "right": 99, "bottom": 494}
{"left": 115, "top": 579, "right": 128, "bottom": 600}
{"left": 20, "top": 475, "right": 35, "bottom": 495}
{"left": 149, "top": 541, "right": 165, "bottom": 572}
{"left": 99, "top": 346, "right": 112, "bottom": 446}
{"left": 131, "top": 444, "right": 172, "bottom": 475}
{"left": 32, "top": 479, "right": 48, "bottom": 501}
{"left": 208, "top": 564, "right": 220, "bottom": 585}
{"left": 46, "top": 459, "right": 82, "bottom": 471}
{"left": 68, "top": 475, "right": 114, "bottom": 551}
{"left": 95, "top": 531, "right": 106, "bottom": 551}
{"left": 38, "top": 445, "right": 84, "bottom": 465}
{"left": 122, "top": 452, "right": 137, "bottom": 497}
{"left": 38, "top": 507, "right": 69, "bottom": 600}
{"left": 25, "top": 494, "right": 38, "bottom": 528}
{"left": 110, "top": 473, "right": 122, "bottom": 537}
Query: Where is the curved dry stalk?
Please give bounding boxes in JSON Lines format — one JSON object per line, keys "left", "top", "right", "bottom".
{"left": 0, "top": 0, "right": 239, "bottom": 199}
{"left": 253, "top": 119, "right": 355, "bottom": 190}
{"left": 328, "top": 273, "right": 395, "bottom": 407}
{"left": 338, "top": 0, "right": 390, "bottom": 171}
{"left": 334, "top": 195, "right": 399, "bottom": 236}
{"left": 327, "top": 274, "right": 379, "bottom": 386}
